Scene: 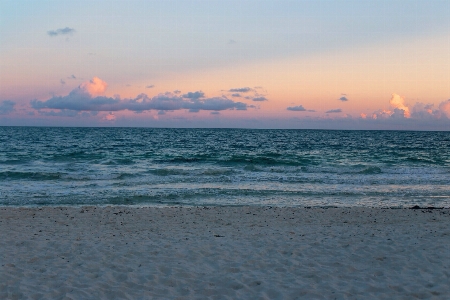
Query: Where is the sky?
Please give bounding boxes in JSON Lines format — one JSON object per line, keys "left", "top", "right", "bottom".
{"left": 1, "top": 0, "right": 450, "bottom": 130}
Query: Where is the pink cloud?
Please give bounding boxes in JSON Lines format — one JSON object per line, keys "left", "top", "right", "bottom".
{"left": 102, "top": 112, "right": 116, "bottom": 121}
{"left": 369, "top": 94, "right": 412, "bottom": 119}
{"left": 367, "top": 95, "right": 450, "bottom": 121}
{"left": 389, "top": 93, "right": 410, "bottom": 118}
{"left": 439, "top": 100, "right": 450, "bottom": 118}
{"left": 79, "top": 77, "right": 108, "bottom": 96}
{"left": 371, "top": 109, "right": 393, "bottom": 120}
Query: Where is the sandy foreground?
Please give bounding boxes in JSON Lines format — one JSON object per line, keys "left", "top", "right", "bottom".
{"left": 1, "top": 206, "right": 449, "bottom": 300}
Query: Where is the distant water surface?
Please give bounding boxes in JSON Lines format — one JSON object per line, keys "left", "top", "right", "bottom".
{"left": 1, "top": 127, "right": 449, "bottom": 207}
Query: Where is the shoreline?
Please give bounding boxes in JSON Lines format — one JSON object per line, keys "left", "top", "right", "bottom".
{"left": 1, "top": 204, "right": 449, "bottom": 209}
{"left": 1, "top": 206, "right": 449, "bottom": 299}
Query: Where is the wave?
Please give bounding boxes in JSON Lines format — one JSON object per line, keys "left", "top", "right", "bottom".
{"left": 357, "top": 166, "right": 382, "bottom": 174}
{"left": 0, "top": 171, "right": 62, "bottom": 180}
{"left": 49, "top": 151, "right": 105, "bottom": 162}
{"left": 101, "top": 158, "right": 135, "bottom": 165}
{"left": 221, "top": 155, "right": 311, "bottom": 166}
{"left": 146, "top": 168, "right": 190, "bottom": 176}
{"left": 146, "top": 168, "right": 234, "bottom": 177}
{"left": 405, "top": 156, "right": 440, "bottom": 164}
{"left": 0, "top": 159, "right": 30, "bottom": 165}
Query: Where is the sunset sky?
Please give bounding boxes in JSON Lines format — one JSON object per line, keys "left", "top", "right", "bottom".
{"left": 1, "top": 0, "right": 450, "bottom": 130}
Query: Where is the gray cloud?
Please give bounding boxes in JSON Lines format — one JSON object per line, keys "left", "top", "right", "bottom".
{"left": 47, "top": 27, "right": 75, "bottom": 37}
{"left": 60, "top": 79, "right": 66, "bottom": 85}
{"left": 370, "top": 109, "right": 391, "bottom": 119}
{"left": 186, "top": 97, "right": 247, "bottom": 111}
{"left": 411, "top": 103, "right": 439, "bottom": 119}
{"left": 229, "top": 87, "right": 253, "bottom": 93}
{"left": 287, "top": 105, "right": 315, "bottom": 112}
{"left": 252, "top": 96, "right": 267, "bottom": 101}
{"left": 182, "top": 91, "right": 204, "bottom": 100}
{"left": 173, "top": 90, "right": 181, "bottom": 94}
{"left": 0, "top": 100, "right": 16, "bottom": 114}
{"left": 146, "top": 85, "right": 155, "bottom": 88}
{"left": 68, "top": 75, "right": 76, "bottom": 79}
{"left": 326, "top": 109, "right": 342, "bottom": 113}
{"left": 287, "top": 105, "right": 306, "bottom": 111}
{"left": 30, "top": 89, "right": 247, "bottom": 114}
{"left": 228, "top": 39, "right": 237, "bottom": 44}
{"left": 231, "top": 93, "right": 241, "bottom": 97}
{"left": 211, "top": 111, "right": 220, "bottom": 115}
{"left": 38, "top": 109, "right": 79, "bottom": 117}
{"left": 81, "top": 112, "right": 92, "bottom": 118}
{"left": 390, "top": 108, "right": 408, "bottom": 119}
{"left": 338, "top": 96, "right": 348, "bottom": 101}
{"left": 31, "top": 89, "right": 120, "bottom": 111}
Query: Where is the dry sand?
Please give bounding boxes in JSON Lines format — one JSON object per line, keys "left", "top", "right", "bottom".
{"left": 1, "top": 206, "right": 449, "bottom": 299}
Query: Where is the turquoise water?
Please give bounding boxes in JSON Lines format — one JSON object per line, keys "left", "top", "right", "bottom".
{"left": 1, "top": 127, "right": 449, "bottom": 207}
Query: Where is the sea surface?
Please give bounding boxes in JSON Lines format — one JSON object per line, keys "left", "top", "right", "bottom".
{"left": 1, "top": 127, "right": 449, "bottom": 207}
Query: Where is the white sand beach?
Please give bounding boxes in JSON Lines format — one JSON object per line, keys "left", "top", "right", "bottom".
{"left": 1, "top": 206, "right": 449, "bottom": 299}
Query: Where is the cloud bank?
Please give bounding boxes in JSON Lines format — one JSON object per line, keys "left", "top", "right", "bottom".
{"left": 0, "top": 100, "right": 16, "bottom": 114}
{"left": 17, "top": 79, "right": 450, "bottom": 130}
{"left": 362, "top": 94, "right": 450, "bottom": 123}
{"left": 368, "top": 94, "right": 411, "bottom": 119}
{"left": 30, "top": 77, "right": 248, "bottom": 115}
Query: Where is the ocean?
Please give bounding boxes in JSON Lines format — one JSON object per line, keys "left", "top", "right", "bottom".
{"left": 0, "top": 127, "right": 449, "bottom": 207}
